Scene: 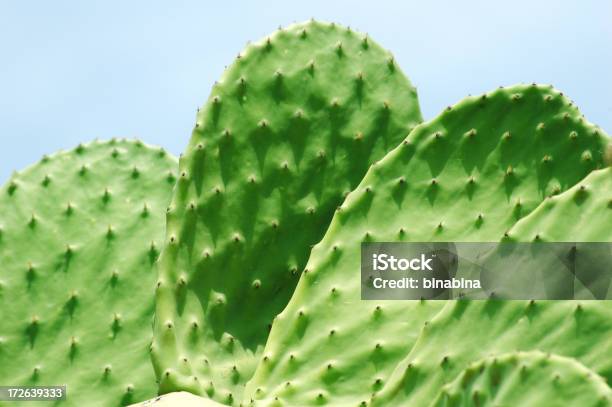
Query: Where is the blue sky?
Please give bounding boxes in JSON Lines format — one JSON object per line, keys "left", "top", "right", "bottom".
{"left": 1, "top": 1, "right": 610, "bottom": 183}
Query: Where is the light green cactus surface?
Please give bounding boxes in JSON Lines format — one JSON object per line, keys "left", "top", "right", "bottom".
{"left": 507, "top": 167, "right": 612, "bottom": 300}
{"left": 430, "top": 351, "right": 612, "bottom": 407}
{"left": 243, "top": 84, "right": 610, "bottom": 406}
{"left": 374, "top": 300, "right": 612, "bottom": 406}
{"left": 0, "top": 140, "right": 177, "bottom": 406}
{"left": 150, "top": 20, "right": 423, "bottom": 404}
{"left": 506, "top": 166, "right": 611, "bottom": 242}
{"left": 374, "top": 167, "right": 612, "bottom": 406}
{"left": 478, "top": 167, "right": 612, "bottom": 300}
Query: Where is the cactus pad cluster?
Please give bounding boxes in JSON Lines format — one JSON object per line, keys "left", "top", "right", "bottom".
{"left": 0, "top": 19, "right": 610, "bottom": 407}
{"left": 243, "top": 83, "right": 611, "bottom": 406}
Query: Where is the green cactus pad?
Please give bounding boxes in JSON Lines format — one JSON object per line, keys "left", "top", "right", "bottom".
{"left": 508, "top": 167, "right": 612, "bottom": 300}
{"left": 430, "top": 351, "right": 612, "bottom": 407}
{"left": 374, "top": 300, "right": 612, "bottom": 406}
{"left": 374, "top": 165, "right": 612, "bottom": 405}
{"left": 0, "top": 140, "right": 177, "bottom": 406}
{"left": 151, "top": 20, "right": 422, "bottom": 404}
{"left": 506, "top": 167, "right": 611, "bottom": 242}
{"left": 480, "top": 167, "right": 612, "bottom": 299}
{"left": 244, "top": 84, "right": 610, "bottom": 406}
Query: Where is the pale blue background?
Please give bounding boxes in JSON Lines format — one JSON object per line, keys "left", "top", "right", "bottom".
{"left": 1, "top": 1, "right": 610, "bottom": 183}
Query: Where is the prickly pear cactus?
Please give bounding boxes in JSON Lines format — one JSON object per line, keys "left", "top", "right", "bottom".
{"left": 506, "top": 166, "right": 611, "bottom": 242}
{"left": 430, "top": 351, "right": 612, "bottom": 407}
{"left": 374, "top": 300, "right": 612, "bottom": 406}
{"left": 151, "top": 20, "right": 423, "bottom": 404}
{"left": 0, "top": 140, "right": 177, "bottom": 406}
{"left": 244, "top": 84, "right": 610, "bottom": 406}
{"left": 374, "top": 166, "right": 612, "bottom": 406}
{"left": 479, "top": 167, "right": 612, "bottom": 299}
{"left": 508, "top": 167, "right": 612, "bottom": 299}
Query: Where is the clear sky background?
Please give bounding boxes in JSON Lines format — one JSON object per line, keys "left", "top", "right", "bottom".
{"left": 1, "top": 1, "right": 610, "bottom": 183}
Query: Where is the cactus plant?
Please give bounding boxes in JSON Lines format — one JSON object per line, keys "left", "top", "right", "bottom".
{"left": 374, "top": 300, "right": 612, "bottom": 406}
{"left": 243, "top": 84, "right": 610, "bottom": 406}
{"left": 506, "top": 166, "right": 611, "bottom": 242}
{"left": 0, "top": 18, "right": 607, "bottom": 406}
{"left": 506, "top": 167, "right": 612, "bottom": 299}
{"left": 0, "top": 140, "right": 177, "bottom": 406}
{"left": 151, "top": 20, "right": 423, "bottom": 404}
{"left": 479, "top": 167, "right": 612, "bottom": 299}
{"left": 430, "top": 351, "right": 612, "bottom": 407}
{"left": 373, "top": 166, "right": 612, "bottom": 406}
